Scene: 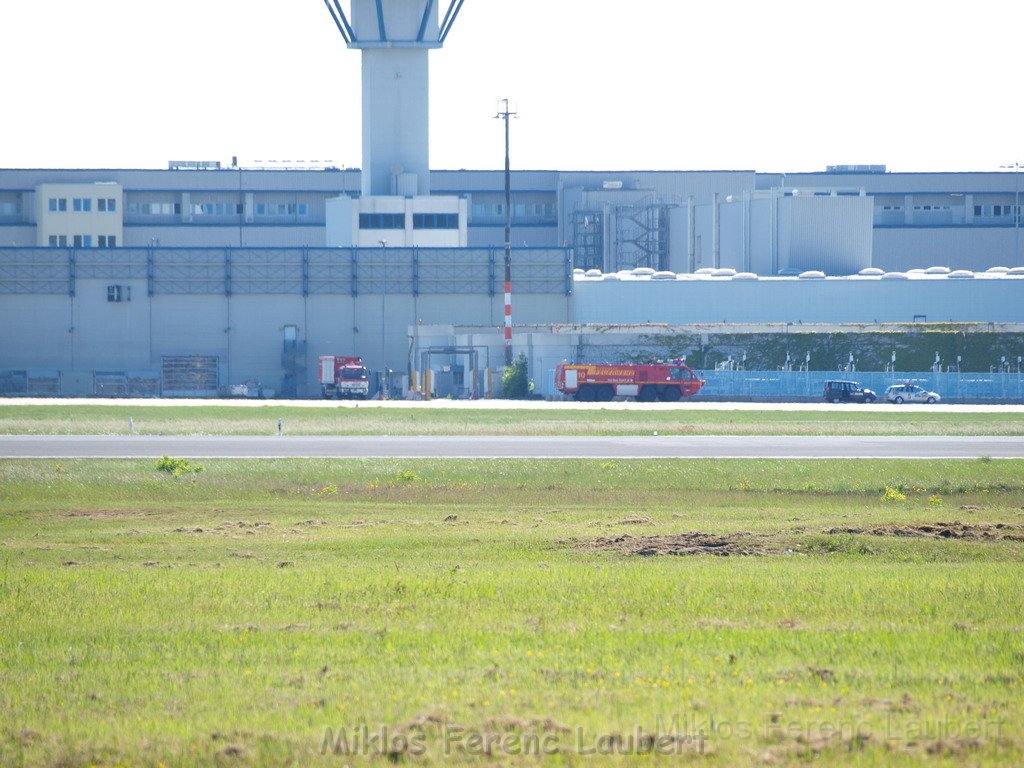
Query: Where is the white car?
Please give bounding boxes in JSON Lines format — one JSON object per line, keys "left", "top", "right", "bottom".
{"left": 885, "top": 384, "right": 940, "bottom": 404}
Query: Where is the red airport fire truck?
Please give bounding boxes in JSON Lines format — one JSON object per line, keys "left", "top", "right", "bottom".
{"left": 555, "top": 360, "right": 705, "bottom": 402}
{"left": 318, "top": 356, "right": 370, "bottom": 399}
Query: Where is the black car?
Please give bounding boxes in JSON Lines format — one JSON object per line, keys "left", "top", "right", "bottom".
{"left": 823, "top": 380, "right": 877, "bottom": 403}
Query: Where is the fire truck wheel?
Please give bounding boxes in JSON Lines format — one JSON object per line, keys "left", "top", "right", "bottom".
{"left": 659, "top": 386, "right": 681, "bottom": 402}
{"left": 597, "top": 385, "right": 615, "bottom": 402}
{"left": 575, "top": 385, "right": 596, "bottom": 402}
{"left": 638, "top": 386, "right": 658, "bottom": 402}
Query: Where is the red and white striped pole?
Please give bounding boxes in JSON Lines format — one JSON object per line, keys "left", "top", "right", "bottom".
{"left": 503, "top": 274, "right": 512, "bottom": 362}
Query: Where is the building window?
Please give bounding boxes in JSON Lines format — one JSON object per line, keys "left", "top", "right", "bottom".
{"left": 97, "top": 198, "right": 117, "bottom": 212}
{"left": 48, "top": 235, "right": 68, "bottom": 247}
{"left": 359, "top": 213, "right": 405, "bottom": 229}
{"left": 73, "top": 235, "right": 93, "bottom": 247}
{"left": 413, "top": 213, "right": 459, "bottom": 229}
{"left": 73, "top": 198, "right": 92, "bottom": 212}
{"left": 191, "top": 202, "right": 243, "bottom": 216}
{"left": 107, "top": 285, "right": 131, "bottom": 303}
{"left": 48, "top": 198, "right": 67, "bottom": 212}
{"left": 0, "top": 201, "right": 19, "bottom": 215}
{"left": 255, "top": 202, "right": 309, "bottom": 217}
{"left": 131, "top": 202, "right": 178, "bottom": 215}
{"left": 98, "top": 235, "right": 117, "bottom": 247}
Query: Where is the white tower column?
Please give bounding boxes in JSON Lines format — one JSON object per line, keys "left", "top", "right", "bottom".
{"left": 361, "top": 47, "right": 430, "bottom": 196}
{"left": 322, "top": 0, "right": 469, "bottom": 246}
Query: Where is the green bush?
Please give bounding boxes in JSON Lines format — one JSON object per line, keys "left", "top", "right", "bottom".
{"left": 501, "top": 353, "right": 530, "bottom": 399}
{"left": 155, "top": 456, "right": 204, "bottom": 477}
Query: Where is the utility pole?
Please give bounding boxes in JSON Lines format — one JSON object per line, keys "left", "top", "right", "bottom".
{"left": 496, "top": 99, "right": 517, "bottom": 366}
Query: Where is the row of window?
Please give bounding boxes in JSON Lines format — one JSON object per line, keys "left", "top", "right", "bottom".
{"left": 128, "top": 202, "right": 180, "bottom": 216}
{"left": 358, "top": 213, "right": 461, "bottom": 230}
{"left": 471, "top": 203, "right": 557, "bottom": 218}
{"left": 48, "top": 235, "right": 117, "bottom": 247}
{"left": 197, "top": 203, "right": 243, "bottom": 216}
{"left": 413, "top": 213, "right": 459, "bottom": 229}
{"left": 125, "top": 202, "right": 310, "bottom": 217}
{"left": 878, "top": 204, "right": 1021, "bottom": 218}
{"left": 48, "top": 197, "right": 117, "bottom": 213}
{"left": 359, "top": 213, "right": 406, "bottom": 230}
{"left": 978, "top": 204, "right": 1021, "bottom": 217}
{"left": 255, "top": 202, "right": 309, "bottom": 217}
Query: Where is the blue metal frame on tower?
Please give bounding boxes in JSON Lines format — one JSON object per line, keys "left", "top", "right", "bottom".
{"left": 416, "top": 0, "right": 436, "bottom": 42}
{"left": 323, "top": 0, "right": 356, "bottom": 43}
{"left": 321, "top": 0, "right": 465, "bottom": 45}
{"left": 374, "top": 0, "right": 388, "bottom": 40}
{"left": 439, "top": 0, "right": 465, "bottom": 42}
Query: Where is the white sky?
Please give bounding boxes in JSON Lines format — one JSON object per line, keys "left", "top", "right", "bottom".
{"left": 1, "top": 0, "right": 1020, "bottom": 173}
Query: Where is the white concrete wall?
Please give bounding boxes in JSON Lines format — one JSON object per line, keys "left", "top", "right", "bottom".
{"left": 352, "top": 196, "right": 467, "bottom": 247}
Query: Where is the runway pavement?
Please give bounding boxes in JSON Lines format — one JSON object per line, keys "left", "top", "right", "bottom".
{"left": 1, "top": 435, "right": 1022, "bottom": 459}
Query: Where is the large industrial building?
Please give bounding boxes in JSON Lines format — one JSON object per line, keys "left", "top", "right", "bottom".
{"left": 1, "top": 0, "right": 1022, "bottom": 399}
{"left": 1, "top": 165, "right": 1022, "bottom": 272}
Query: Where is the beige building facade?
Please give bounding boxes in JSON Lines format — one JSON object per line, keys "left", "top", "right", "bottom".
{"left": 35, "top": 182, "right": 123, "bottom": 248}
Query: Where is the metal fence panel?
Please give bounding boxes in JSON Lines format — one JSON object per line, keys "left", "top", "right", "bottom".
{"left": 697, "top": 370, "right": 1024, "bottom": 400}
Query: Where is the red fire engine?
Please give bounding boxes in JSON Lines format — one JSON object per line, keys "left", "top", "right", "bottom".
{"left": 319, "top": 356, "right": 370, "bottom": 399}
{"left": 555, "top": 360, "right": 705, "bottom": 402}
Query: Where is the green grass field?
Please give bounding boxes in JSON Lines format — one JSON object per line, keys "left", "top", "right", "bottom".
{"left": 2, "top": 403, "right": 1023, "bottom": 436}
{"left": 2, "top": 458, "right": 1022, "bottom": 766}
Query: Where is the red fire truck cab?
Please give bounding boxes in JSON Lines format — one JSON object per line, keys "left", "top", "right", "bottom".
{"left": 555, "top": 360, "right": 705, "bottom": 402}
{"left": 319, "top": 355, "right": 370, "bottom": 399}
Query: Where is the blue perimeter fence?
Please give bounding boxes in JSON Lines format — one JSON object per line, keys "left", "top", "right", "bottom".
{"left": 698, "top": 370, "right": 1024, "bottom": 401}
{"left": 544, "top": 369, "right": 1024, "bottom": 401}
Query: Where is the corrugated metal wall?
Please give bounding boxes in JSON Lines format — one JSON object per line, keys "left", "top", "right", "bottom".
{"left": 571, "top": 278, "right": 1024, "bottom": 325}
